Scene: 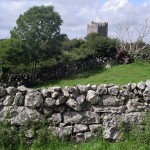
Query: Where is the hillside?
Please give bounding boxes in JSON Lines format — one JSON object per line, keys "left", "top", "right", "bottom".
{"left": 37, "top": 61, "right": 150, "bottom": 88}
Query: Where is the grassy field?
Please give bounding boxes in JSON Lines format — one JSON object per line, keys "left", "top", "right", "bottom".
{"left": 37, "top": 60, "right": 150, "bottom": 88}
{"left": 1, "top": 61, "right": 150, "bottom": 150}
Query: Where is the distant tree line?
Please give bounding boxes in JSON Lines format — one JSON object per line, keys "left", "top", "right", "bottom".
{"left": 0, "top": 5, "right": 150, "bottom": 86}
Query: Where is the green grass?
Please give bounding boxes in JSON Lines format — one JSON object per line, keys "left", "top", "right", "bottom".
{"left": 36, "top": 60, "right": 150, "bottom": 88}
{"left": 1, "top": 125, "right": 150, "bottom": 150}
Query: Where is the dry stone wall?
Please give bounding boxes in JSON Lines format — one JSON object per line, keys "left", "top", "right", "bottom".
{"left": 0, "top": 56, "right": 109, "bottom": 87}
{"left": 0, "top": 81, "right": 150, "bottom": 142}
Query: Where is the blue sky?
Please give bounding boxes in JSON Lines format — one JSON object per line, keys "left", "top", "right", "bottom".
{"left": 0, "top": 0, "right": 150, "bottom": 42}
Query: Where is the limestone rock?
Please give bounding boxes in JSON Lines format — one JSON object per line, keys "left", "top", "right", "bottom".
{"left": 89, "top": 124, "right": 102, "bottom": 133}
{"left": 86, "top": 90, "right": 100, "bottom": 104}
{"left": 57, "top": 126, "right": 73, "bottom": 138}
{"left": 41, "top": 89, "right": 50, "bottom": 98}
{"left": 62, "top": 90, "right": 70, "bottom": 97}
{"left": 63, "top": 111, "right": 83, "bottom": 124}
{"left": 6, "top": 87, "right": 17, "bottom": 95}
{"left": 43, "top": 107, "right": 53, "bottom": 117}
{"left": 84, "top": 132, "right": 94, "bottom": 140}
{"left": 64, "top": 86, "right": 79, "bottom": 99}
{"left": 51, "top": 92, "right": 59, "bottom": 98}
{"left": 143, "top": 88, "right": 150, "bottom": 103}
{"left": 123, "top": 112, "right": 145, "bottom": 125}
{"left": 96, "top": 85, "right": 107, "bottom": 95}
{"left": 66, "top": 98, "right": 81, "bottom": 111}
{"left": 77, "top": 84, "right": 90, "bottom": 94}
{"left": 11, "top": 107, "right": 41, "bottom": 125}
{"left": 146, "top": 80, "right": 150, "bottom": 89}
{"left": 103, "top": 114, "right": 121, "bottom": 140}
{"left": 103, "top": 125, "right": 120, "bottom": 140}
{"left": 143, "top": 96, "right": 150, "bottom": 103}
{"left": 131, "top": 83, "right": 137, "bottom": 90}
{"left": 0, "top": 102, "right": 2, "bottom": 107}
{"left": 44, "top": 98, "right": 55, "bottom": 108}
{"left": 64, "top": 86, "right": 76, "bottom": 93}
{"left": 17, "top": 86, "right": 28, "bottom": 92}
{"left": 91, "top": 85, "right": 97, "bottom": 91}
{"left": 75, "top": 133, "right": 85, "bottom": 142}
{"left": 80, "top": 111, "right": 101, "bottom": 124}
{"left": 55, "top": 96, "right": 67, "bottom": 105}
{"left": 126, "top": 99, "right": 146, "bottom": 112}
{"left": 0, "top": 86, "right": 6, "bottom": 98}
{"left": 137, "top": 81, "right": 146, "bottom": 90}
{"left": 25, "top": 91, "right": 43, "bottom": 107}
{"left": 101, "top": 95, "right": 124, "bottom": 106}
{"left": 108, "top": 86, "right": 119, "bottom": 95}
{"left": 76, "top": 94, "right": 85, "bottom": 104}
{"left": 0, "top": 97, "right": 5, "bottom": 102}
{"left": 13, "top": 92, "right": 24, "bottom": 106}
{"left": 93, "top": 106, "right": 126, "bottom": 113}
{"left": 81, "top": 101, "right": 92, "bottom": 111}
{"left": 134, "top": 89, "right": 139, "bottom": 95}
{"left": 48, "top": 113, "right": 61, "bottom": 125}
{"left": 3, "top": 95, "right": 14, "bottom": 106}
{"left": 54, "top": 105, "right": 66, "bottom": 113}
{"left": 0, "top": 106, "right": 41, "bottom": 125}
{"left": 59, "top": 123, "right": 66, "bottom": 127}
{"left": 143, "top": 88, "right": 150, "bottom": 97}
{"left": 120, "top": 90, "right": 135, "bottom": 99}
{"left": 63, "top": 111, "right": 100, "bottom": 125}
{"left": 25, "top": 129, "right": 34, "bottom": 138}
{"left": 74, "top": 124, "right": 88, "bottom": 133}
{"left": 48, "top": 86, "right": 61, "bottom": 92}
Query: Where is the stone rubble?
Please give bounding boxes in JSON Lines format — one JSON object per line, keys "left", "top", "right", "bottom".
{"left": 0, "top": 80, "right": 150, "bottom": 142}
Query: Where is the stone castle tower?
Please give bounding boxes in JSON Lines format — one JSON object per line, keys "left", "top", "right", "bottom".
{"left": 87, "top": 21, "right": 108, "bottom": 37}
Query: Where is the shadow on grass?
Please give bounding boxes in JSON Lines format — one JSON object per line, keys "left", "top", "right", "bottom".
{"left": 35, "top": 66, "right": 106, "bottom": 88}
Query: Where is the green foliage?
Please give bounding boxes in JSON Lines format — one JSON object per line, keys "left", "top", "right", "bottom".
{"left": 9, "top": 5, "right": 63, "bottom": 84}
{"left": 62, "top": 47, "right": 95, "bottom": 62}
{"left": 0, "top": 38, "right": 30, "bottom": 73}
{"left": 85, "top": 33, "right": 117, "bottom": 57}
{"left": 0, "top": 119, "right": 26, "bottom": 150}
{"left": 10, "top": 5, "right": 63, "bottom": 69}
{"left": 137, "top": 47, "right": 150, "bottom": 60}
{"left": 62, "top": 38, "right": 84, "bottom": 51}
{"left": 11, "top": 5, "right": 63, "bottom": 57}
{"left": 61, "top": 34, "right": 117, "bottom": 63}
{"left": 127, "top": 114, "right": 150, "bottom": 145}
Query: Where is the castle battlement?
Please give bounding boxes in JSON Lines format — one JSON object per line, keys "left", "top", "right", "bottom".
{"left": 87, "top": 21, "right": 108, "bottom": 37}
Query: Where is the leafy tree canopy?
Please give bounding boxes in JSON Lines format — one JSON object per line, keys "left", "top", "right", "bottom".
{"left": 0, "top": 38, "right": 29, "bottom": 73}
{"left": 62, "top": 38, "right": 85, "bottom": 51}
{"left": 11, "top": 5, "right": 63, "bottom": 63}
{"left": 85, "top": 33, "right": 117, "bottom": 57}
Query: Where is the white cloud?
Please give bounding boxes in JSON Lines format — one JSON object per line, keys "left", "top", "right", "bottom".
{"left": 101, "top": 0, "right": 128, "bottom": 12}
{"left": 143, "top": 0, "right": 150, "bottom": 6}
{"left": 0, "top": 0, "right": 150, "bottom": 42}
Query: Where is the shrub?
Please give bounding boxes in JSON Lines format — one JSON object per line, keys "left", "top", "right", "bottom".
{"left": 62, "top": 38, "right": 85, "bottom": 51}
{"left": 85, "top": 33, "right": 117, "bottom": 57}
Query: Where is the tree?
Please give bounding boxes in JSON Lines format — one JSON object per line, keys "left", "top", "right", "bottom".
{"left": 85, "top": 33, "right": 117, "bottom": 57}
{"left": 62, "top": 38, "right": 85, "bottom": 51}
{"left": 10, "top": 5, "right": 63, "bottom": 84}
{"left": 0, "top": 38, "right": 29, "bottom": 76}
{"left": 115, "top": 19, "right": 150, "bottom": 59}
